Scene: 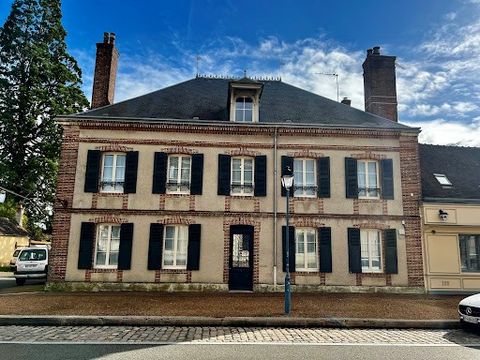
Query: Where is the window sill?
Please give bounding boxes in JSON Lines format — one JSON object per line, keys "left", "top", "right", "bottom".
{"left": 99, "top": 190, "right": 125, "bottom": 195}
{"left": 162, "top": 266, "right": 188, "bottom": 270}
{"left": 358, "top": 196, "right": 381, "bottom": 200}
{"left": 166, "top": 191, "right": 191, "bottom": 196}
{"left": 296, "top": 268, "right": 320, "bottom": 273}
{"left": 293, "top": 195, "right": 317, "bottom": 199}
{"left": 230, "top": 193, "right": 254, "bottom": 197}
{"left": 361, "top": 269, "right": 383, "bottom": 274}
{"left": 93, "top": 265, "right": 118, "bottom": 270}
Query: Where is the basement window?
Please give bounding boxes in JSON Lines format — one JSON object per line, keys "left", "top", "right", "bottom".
{"left": 434, "top": 173, "right": 452, "bottom": 187}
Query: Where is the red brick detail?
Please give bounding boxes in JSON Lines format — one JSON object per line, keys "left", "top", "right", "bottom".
{"left": 186, "top": 271, "right": 192, "bottom": 283}
{"left": 85, "top": 270, "right": 92, "bottom": 282}
{"left": 317, "top": 198, "right": 324, "bottom": 214}
{"left": 154, "top": 270, "right": 161, "bottom": 283}
{"left": 156, "top": 216, "right": 194, "bottom": 225}
{"left": 356, "top": 273, "right": 362, "bottom": 286}
{"left": 351, "top": 151, "right": 386, "bottom": 160}
{"left": 95, "top": 144, "right": 132, "bottom": 152}
{"left": 91, "top": 34, "right": 118, "bottom": 108}
{"left": 287, "top": 150, "right": 324, "bottom": 158}
{"left": 162, "top": 146, "right": 197, "bottom": 155}
{"left": 49, "top": 126, "right": 80, "bottom": 282}
{"left": 320, "top": 272, "right": 326, "bottom": 285}
{"left": 353, "top": 199, "right": 359, "bottom": 214}
{"left": 353, "top": 222, "right": 390, "bottom": 230}
{"left": 224, "top": 197, "right": 231, "bottom": 212}
{"left": 88, "top": 215, "right": 127, "bottom": 224}
{"left": 159, "top": 195, "right": 166, "bottom": 210}
{"left": 290, "top": 218, "right": 325, "bottom": 228}
{"left": 122, "top": 195, "right": 129, "bottom": 209}
{"left": 254, "top": 198, "right": 260, "bottom": 212}
{"left": 399, "top": 135, "right": 424, "bottom": 287}
{"left": 189, "top": 196, "right": 196, "bottom": 211}
{"left": 382, "top": 200, "right": 388, "bottom": 215}
{"left": 92, "top": 193, "right": 98, "bottom": 209}
{"left": 226, "top": 148, "right": 260, "bottom": 157}
{"left": 290, "top": 272, "right": 296, "bottom": 285}
{"left": 116, "top": 270, "right": 123, "bottom": 283}
{"left": 386, "top": 274, "right": 392, "bottom": 286}
{"left": 222, "top": 217, "right": 261, "bottom": 285}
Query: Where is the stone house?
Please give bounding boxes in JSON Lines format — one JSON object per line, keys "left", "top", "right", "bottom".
{"left": 0, "top": 217, "right": 29, "bottom": 267}
{"left": 48, "top": 35, "right": 423, "bottom": 292}
{"left": 420, "top": 144, "right": 480, "bottom": 293}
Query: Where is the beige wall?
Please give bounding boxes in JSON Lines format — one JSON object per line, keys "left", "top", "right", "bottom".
{"left": 0, "top": 236, "right": 29, "bottom": 267}
{"left": 422, "top": 203, "right": 480, "bottom": 292}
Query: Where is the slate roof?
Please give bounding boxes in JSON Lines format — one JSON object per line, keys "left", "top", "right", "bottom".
{"left": 73, "top": 77, "right": 415, "bottom": 131}
{"left": 0, "top": 217, "right": 28, "bottom": 237}
{"left": 419, "top": 144, "right": 480, "bottom": 203}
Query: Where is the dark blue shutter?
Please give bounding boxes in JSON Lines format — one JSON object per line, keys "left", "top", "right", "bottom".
{"left": 190, "top": 154, "right": 204, "bottom": 195}
{"left": 317, "top": 157, "right": 330, "bottom": 198}
{"left": 187, "top": 224, "right": 201, "bottom": 270}
{"left": 318, "top": 227, "right": 332, "bottom": 273}
{"left": 148, "top": 223, "right": 163, "bottom": 270}
{"left": 348, "top": 228, "right": 362, "bottom": 273}
{"left": 345, "top": 158, "right": 358, "bottom": 199}
{"left": 384, "top": 229, "right": 398, "bottom": 274}
{"left": 282, "top": 226, "right": 296, "bottom": 272}
{"left": 254, "top": 155, "right": 267, "bottom": 197}
{"left": 217, "top": 154, "right": 231, "bottom": 195}
{"left": 152, "top": 152, "right": 167, "bottom": 194}
{"left": 78, "top": 222, "right": 95, "bottom": 269}
{"left": 281, "top": 156, "right": 294, "bottom": 197}
{"left": 124, "top": 151, "right": 139, "bottom": 194}
{"left": 118, "top": 223, "right": 134, "bottom": 270}
{"left": 380, "top": 159, "right": 394, "bottom": 200}
{"left": 84, "top": 150, "right": 101, "bottom": 193}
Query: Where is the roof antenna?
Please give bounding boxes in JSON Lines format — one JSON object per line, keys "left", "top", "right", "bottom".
{"left": 315, "top": 72, "right": 340, "bottom": 102}
{"left": 243, "top": 69, "right": 247, "bottom": 78}
{"left": 196, "top": 55, "right": 202, "bottom": 76}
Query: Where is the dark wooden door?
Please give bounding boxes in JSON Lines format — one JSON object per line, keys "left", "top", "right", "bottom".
{"left": 229, "top": 225, "right": 254, "bottom": 291}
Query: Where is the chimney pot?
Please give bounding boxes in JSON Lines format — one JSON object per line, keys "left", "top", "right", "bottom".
{"left": 91, "top": 32, "right": 119, "bottom": 109}
{"left": 372, "top": 46, "right": 381, "bottom": 55}
{"left": 367, "top": 48, "right": 373, "bottom": 56}
{"left": 341, "top": 97, "right": 351, "bottom": 106}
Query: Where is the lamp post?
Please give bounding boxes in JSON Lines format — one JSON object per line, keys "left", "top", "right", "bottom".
{"left": 281, "top": 166, "right": 294, "bottom": 315}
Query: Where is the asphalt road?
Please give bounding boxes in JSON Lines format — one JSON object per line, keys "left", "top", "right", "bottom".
{"left": 0, "top": 343, "right": 479, "bottom": 360}
{"left": 0, "top": 273, "right": 44, "bottom": 290}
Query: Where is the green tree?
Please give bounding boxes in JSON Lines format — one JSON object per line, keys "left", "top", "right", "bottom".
{"left": 0, "top": 0, "right": 88, "bottom": 236}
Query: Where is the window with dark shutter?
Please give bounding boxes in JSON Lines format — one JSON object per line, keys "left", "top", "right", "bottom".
{"left": 152, "top": 152, "right": 168, "bottom": 194}
{"left": 282, "top": 226, "right": 296, "bottom": 272}
{"left": 118, "top": 223, "right": 134, "bottom": 270}
{"left": 187, "top": 224, "right": 201, "bottom": 270}
{"left": 380, "top": 159, "right": 394, "bottom": 200}
{"left": 124, "top": 151, "right": 139, "bottom": 194}
{"left": 348, "top": 227, "right": 362, "bottom": 273}
{"left": 148, "top": 223, "right": 164, "bottom": 270}
{"left": 218, "top": 154, "right": 231, "bottom": 195}
{"left": 84, "top": 150, "right": 101, "bottom": 193}
{"left": 190, "top": 154, "right": 204, "bottom": 195}
{"left": 281, "top": 156, "right": 294, "bottom": 197}
{"left": 254, "top": 155, "right": 267, "bottom": 197}
{"left": 384, "top": 229, "right": 398, "bottom": 274}
{"left": 318, "top": 227, "right": 332, "bottom": 273}
{"left": 317, "top": 157, "right": 330, "bottom": 198}
{"left": 345, "top": 158, "right": 358, "bottom": 199}
{"left": 78, "top": 222, "right": 95, "bottom": 269}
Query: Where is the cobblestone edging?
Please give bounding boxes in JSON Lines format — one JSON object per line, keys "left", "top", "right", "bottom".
{"left": 0, "top": 316, "right": 459, "bottom": 329}
{"left": 0, "top": 325, "right": 477, "bottom": 345}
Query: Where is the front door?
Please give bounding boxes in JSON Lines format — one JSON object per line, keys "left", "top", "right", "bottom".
{"left": 229, "top": 225, "right": 254, "bottom": 291}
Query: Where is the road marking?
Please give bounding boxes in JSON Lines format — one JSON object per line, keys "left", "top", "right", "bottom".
{"left": 0, "top": 341, "right": 479, "bottom": 347}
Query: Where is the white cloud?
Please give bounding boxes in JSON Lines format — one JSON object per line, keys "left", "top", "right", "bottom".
{"left": 404, "top": 119, "right": 480, "bottom": 146}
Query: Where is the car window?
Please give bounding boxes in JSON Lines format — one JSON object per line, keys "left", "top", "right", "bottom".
{"left": 12, "top": 250, "right": 21, "bottom": 257}
{"left": 18, "top": 249, "right": 47, "bottom": 261}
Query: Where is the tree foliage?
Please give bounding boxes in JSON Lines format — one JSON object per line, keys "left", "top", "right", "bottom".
{"left": 0, "top": 0, "right": 88, "bottom": 236}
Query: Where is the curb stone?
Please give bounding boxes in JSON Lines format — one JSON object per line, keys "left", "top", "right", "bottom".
{"left": 0, "top": 315, "right": 460, "bottom": 329}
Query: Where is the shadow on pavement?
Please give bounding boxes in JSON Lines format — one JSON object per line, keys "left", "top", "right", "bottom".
{"left": 443, "top": 327, "right": 480, "bottom": 350}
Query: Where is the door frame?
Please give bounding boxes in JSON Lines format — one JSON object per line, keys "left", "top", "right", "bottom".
{"left": 228, "top": 225, "right": 254, "bottom": 291}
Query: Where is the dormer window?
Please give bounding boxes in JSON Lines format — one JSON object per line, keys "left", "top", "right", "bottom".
{"left": 235, "top": 97, "right": 253, "bottom": 122}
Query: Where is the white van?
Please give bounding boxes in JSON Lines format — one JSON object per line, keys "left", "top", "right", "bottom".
{"left": 13, "top": 246, "right": 49, "bottom": 286}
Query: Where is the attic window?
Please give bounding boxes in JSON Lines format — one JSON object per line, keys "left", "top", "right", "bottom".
{"left": 235, "top": 97, "right": 253, "bottom": 122}
{"left": 434, "top": 173, "right": 452, "bottom": 186}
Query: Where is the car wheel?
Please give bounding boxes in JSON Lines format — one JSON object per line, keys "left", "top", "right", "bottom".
{"left": 15, "top": 278, "right": 25, "bottom": 286}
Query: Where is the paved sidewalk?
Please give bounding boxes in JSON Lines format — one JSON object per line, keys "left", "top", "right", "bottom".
{"left": 0, "top": 326, "right": 478, "bottom": 346}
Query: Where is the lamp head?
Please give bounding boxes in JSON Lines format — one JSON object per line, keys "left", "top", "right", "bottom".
{"left": 281, "top": 166, "right": 294, "bottom": 190}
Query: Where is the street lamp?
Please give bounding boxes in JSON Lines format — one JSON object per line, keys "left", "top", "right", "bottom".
{"left": 281, "top": 166, "right": 294, "bottom": 315}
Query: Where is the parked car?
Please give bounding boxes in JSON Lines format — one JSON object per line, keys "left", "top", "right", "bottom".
{"left": 13, "top": 246, "right": 49, "bottom": 286}
{"left": 9, "top": 248, "right": 24, "bottom": 272}
{"left": 459, "top": 293, "right": 480, "bottom": 329}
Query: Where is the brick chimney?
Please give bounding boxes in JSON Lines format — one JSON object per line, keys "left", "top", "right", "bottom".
{"left": 341, "top": 97, "right": 351, "bottom": 106}
{"left": 91, "top": 32, "right": 119, "bottom": 109}
{"left": 362, "top": 46, "right": 398, "bottom": 121}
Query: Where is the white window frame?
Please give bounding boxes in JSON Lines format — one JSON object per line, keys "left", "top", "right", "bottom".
{"left": 100, "top": 152, "right": 126, "bottom": 193}
{"left": 230, "top": 157, "right": 254, "bottom": 196}
{"left": 295, "top": 227, "right": 319, "bottom": 272}
{"left": 166, "top": 155, "right": 192, "bottom": 194}
{"left": 162, "top": 225, "right": 189, "bottom": 270}
{"left": 360, "top": 229, "right": 382, "bottom": 273}
{"left": 434, "top": 173, "right": 452, "bottom": 186}
{"left": 234, "top": 96, "right": 254, "bottom": 122}
{"left": 94, "top": 224, "right": 121, "bottom": 269}
{"left": 293, "top": 158, "right": 317, "bottom": 198}
{"left": 357, "top": 160, "right": 380, "bottom": 199}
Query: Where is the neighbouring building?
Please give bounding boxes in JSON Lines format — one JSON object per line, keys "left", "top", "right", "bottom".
{"left": 0, "top": 217, "right": 29, "bottom": 267}
{"left": 48, "top": 35, "right": 424, "bottom": 292}
{"left": 420, "top": 144, "right": 480, "bottom": 293}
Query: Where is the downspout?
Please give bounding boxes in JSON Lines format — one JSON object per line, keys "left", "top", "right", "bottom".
{"left": 273, "top": 127, "right": 278, "bottom": 289}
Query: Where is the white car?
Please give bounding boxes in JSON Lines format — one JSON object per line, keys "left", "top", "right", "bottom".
{"left": 13, "top": 246, "right": 49, "bottom": 286}
{"left": 459, "top": 293, "right": 480, "bottom": 328}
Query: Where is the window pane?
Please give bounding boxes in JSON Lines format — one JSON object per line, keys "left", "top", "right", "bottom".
{"left": 163, "top": 252, "right": 174, "bottom": 266}
{"left": 168, "top": 157, "right": 179, "bottom": 181}
{"left": 358, "top": 161, "right": 366, "bottom": 196}
{"left": 235, "top": 109, "right": 244, "bottom": 122}
{"left": 116, "top": 155, "right": 126, "bottom": 167}
{"left": 306, "top": 160, "right": 314, "bottom": 173}
{"left": 307, "top": 253, "right": 317, "bottom": 269}
{"left": 368, "top": 162, "right": 377, "bottom": 188}
{"left": 460, "top": 235, "right": 480, "bottom": 271}
{"left": 181, "top": 157, "right": 191, "bottom": 182}
{"left": 102, "top": 166, "right": 113, "bottom": 181}
{"left": 104, "top": 155, "right": 114, "bottom": 167}
{"left": 244, "top": 110, "right": 252, "bottom": 122}
{"left": 110, "top": 238, "right": 120, "bottom": 252}
{"left": 96, "top": 252, "right": 106, "bottom": 266}
{"left": 111, "top": 226, "right": 121, "bottom": 239}
{"left": 109, "top": 251, "right": 118, "bottom": 266}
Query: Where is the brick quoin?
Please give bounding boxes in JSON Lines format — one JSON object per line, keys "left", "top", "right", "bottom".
{"left": 49, "top": 125, "right": 80, "bottom": 282}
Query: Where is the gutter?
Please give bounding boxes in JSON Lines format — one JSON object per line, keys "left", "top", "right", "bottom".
{"left": 273, "top": 127, "right": 278, "bottom": 288}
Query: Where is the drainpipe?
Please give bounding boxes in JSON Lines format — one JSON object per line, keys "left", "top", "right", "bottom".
{"left": 273, "top": 127, "right": 278, "bottom": 289}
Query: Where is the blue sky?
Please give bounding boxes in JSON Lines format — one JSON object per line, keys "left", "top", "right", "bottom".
{"left": 1, "top": 0, "right": 480, "bottom": 145}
